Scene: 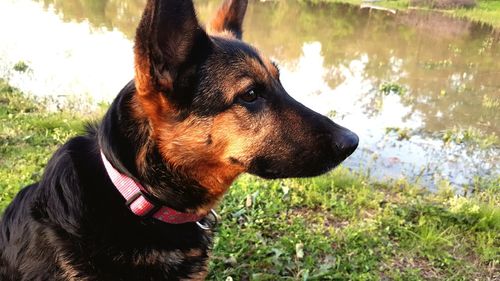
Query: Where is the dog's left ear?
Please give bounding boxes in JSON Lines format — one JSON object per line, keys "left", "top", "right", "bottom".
{"left": 134, "top": 0, "right": 212, "bottom": 96}
{"left": 209, "top": 0, "right": 248, "bottom": 39}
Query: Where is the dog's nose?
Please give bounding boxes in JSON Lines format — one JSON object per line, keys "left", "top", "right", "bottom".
{"left": 335, "top": 130, "right": 359, "bottom": 160}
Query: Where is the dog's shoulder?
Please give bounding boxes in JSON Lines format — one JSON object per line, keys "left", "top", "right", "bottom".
{"left": 0, "top": 133, "right": 97, "bottom": 238}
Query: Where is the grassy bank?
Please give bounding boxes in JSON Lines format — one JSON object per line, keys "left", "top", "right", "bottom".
{"left": 327, "top": 0, "right": 500, "bottom": 28}
{"left": 1, "top": 80, "right": 499, "bottom": 280}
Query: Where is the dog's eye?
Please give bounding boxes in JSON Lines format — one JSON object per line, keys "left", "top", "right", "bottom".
{"left": 239, "top": 89, "right": 258, "bottom": 103}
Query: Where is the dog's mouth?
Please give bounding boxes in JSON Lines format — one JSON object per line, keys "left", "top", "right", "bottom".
{"left": 249, "top": 161, "right": 340, "bottom": 180}
{"left": 247, "top": 130, "right": 359, "bottom": 179}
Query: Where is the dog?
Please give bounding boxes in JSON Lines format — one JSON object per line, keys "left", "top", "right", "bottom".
{"left": 0, "top": 0, "right": 358, "bottom": 279}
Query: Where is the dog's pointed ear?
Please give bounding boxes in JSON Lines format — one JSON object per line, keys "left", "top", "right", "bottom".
{"left": 209, "top": 0, "right": 248, "bottom": 39}
{"left": 134, "top": 0, "right": 211, "bottom": 95}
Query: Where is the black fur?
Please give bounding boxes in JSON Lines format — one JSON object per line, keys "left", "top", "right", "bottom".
{"left": 0, "top": 82, "right": 213, "bottom": 280}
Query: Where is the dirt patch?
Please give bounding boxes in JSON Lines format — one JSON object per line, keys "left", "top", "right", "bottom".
{"left": 287, "top": 207, "right": 350, "bottom": 230}
{"left": 383, "top": 256, "right": 443, "bottom": 279}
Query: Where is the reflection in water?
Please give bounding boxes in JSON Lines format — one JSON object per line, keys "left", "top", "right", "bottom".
{"left": 0, "top": 0, "right": 133, "bottom": 102}
{"left": 1, "top": 0, "right": 499, "bottom": 188}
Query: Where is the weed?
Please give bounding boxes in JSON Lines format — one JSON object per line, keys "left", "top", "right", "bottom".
{"left": 386, "top": 127, "right": 412, "bottom": 141}
{"left": 13, "top": 61, "right": 30, "bottom": 73}
{"left": 379, "top": 82, "right": 407, "bottom": 96}
{"left": 482, "top": 95, "right": 500, "bottom": 110}
{"left": 422, "top": 59, "right": 453, "bottom": 70}
{"left": 441, "top": 127, "right": 499, "bottom": 148}
{"left": 326, "top": 110, "right": 337, "bottom": 118}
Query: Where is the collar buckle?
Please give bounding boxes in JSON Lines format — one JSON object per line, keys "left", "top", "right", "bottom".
{"left": 196, "top": 209, "right": 219, "bottom": 230}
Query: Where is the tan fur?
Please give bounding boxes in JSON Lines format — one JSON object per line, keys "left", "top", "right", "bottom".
{"left": 155, "top": 115, "right": 245, "bottom": 200}
{"left": 55, "top": 255, "right": 87, "bottom": 281}
{"left": 262, "top": 56, "right": 280, "bottom": 79}
{"left": 208, "top": 0, "right": 247, "bottom": 39}
{"left": 182, "top": 268, "right": 208, "bottom": 281}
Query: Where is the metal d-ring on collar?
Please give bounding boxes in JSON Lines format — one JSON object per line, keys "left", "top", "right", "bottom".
{"left": 196, "top": 209, "right": 219, "bottom": 230}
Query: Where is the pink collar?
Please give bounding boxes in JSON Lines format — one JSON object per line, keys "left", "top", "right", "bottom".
{"left": 100, "top": 151, "right": 206, "bottom": 224}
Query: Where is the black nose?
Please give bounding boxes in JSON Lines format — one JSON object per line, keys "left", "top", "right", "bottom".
{"left": 335, "top": 130, "right": 359, "bottom": 160}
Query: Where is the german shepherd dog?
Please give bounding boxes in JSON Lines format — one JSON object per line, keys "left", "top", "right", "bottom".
{"left": 0, "top": 0, "right": 358, "bottom": 279}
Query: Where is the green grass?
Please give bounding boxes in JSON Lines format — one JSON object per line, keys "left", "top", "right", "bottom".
{"left": 210, "top": 175, "right": 499, "bottom": 280}
{"left": 1, "top": 80, "right": 499, "bottom": 280}
{"left": 449, "top": 0, "right": 500, "bottom": 27}
{"left": 0, "top": 79, "right": 96, "bottom": 210}
{"left": 326, "top": 0, "right": 500, "bottom": 28}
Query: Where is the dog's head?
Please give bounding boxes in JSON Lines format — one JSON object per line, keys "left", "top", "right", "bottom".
{"left": 133, "top": 0, "right": 358, "bottom": 198}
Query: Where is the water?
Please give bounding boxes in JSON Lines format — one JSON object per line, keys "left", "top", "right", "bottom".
{"left": 0, "top": 0, "right": 499, "bottom": 189}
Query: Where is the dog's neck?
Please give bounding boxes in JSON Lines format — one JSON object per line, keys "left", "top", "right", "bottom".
{"left": 98, "top": 80, "right": 215, "bottom": 214}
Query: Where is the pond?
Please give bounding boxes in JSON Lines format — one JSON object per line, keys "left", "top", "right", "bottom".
{"left": 1, "top": 0, "right": 499, "bottom": 190}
